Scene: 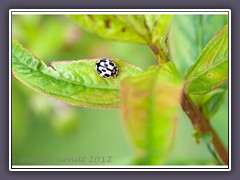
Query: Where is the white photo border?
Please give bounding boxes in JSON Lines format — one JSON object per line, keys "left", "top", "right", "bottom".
{"left": 9, "top": 9, "right": 231, "bottom": 171}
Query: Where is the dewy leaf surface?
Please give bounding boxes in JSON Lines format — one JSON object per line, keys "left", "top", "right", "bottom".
{"left": 121, "top": 62, "right": 183, "bottom": 164}
{"left": 12, "top": 40, "right": 143, "bottom": 108}
{"left": 185, "top": 25, "right": 228, "bottom": 94}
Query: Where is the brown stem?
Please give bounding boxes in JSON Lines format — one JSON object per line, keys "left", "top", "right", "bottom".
{"left": 149, "top": 43, "right": 168, "bottom": 65}
{"left": 181, "top": 92, "right": 228, "bottom": 165}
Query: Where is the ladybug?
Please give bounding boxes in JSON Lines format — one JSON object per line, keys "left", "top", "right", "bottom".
{"left": 95, "top": 58, "right": 119, "bottom": 78}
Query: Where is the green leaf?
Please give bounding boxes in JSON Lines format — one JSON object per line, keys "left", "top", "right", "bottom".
{"left": 69, "top": 15, "right": 173, "bottom": 46}
{"left": 145, "top": 15, "right": 172, "bottom": 62}
{"left": 185, "top": 25, "right": 228, "bottom": 94}
{"left": 69, "top": 15, "right": 148, "bottom": 44}
{"left": 169, "top": 15, "right": 228, "bottom": 75}
{"left": 191, "top": 84, "right": 228, "bottom": 119}
{"left": 201, "top": 84, "right": 227, "bottom": 118}
{"left": 12, "top": 40, "right": 143, "bottom": 108}
{"left": 169, "top": 15, "right": 228, "bottom": 118}
{"left": 201, "top": 132, "right": 222, "bottom": 164}
{"left": 144, "top": 15, "right": 172, "bottom": 43}
{"left": 120, "top": 62, "right": 183, "bottom": 164}
{"left": 115, "top": 15, "right": 149, "bottom": 39}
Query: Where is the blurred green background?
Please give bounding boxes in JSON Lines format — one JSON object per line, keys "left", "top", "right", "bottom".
{"left": 12, "top": 14, "right": 228, "bottom": 165}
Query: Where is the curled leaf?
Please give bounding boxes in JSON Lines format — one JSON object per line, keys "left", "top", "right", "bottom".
{"left": 121, "top": 62, "right": 183, "bottom": 164}
{"left": 12, "top": 40, "right": 142, "bottom": 108}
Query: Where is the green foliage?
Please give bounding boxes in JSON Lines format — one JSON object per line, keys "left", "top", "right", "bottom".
{"left": 121, "top": 62, "right": 183, "bottom": 164}
{"left": 69, "top": 15, "right": 172, "bottom": 45}
{"left": 170, "top": 15, "right": 228, "bottom": 75}
{"left": 145, "top": 15, "right": 172, "bottom": 55}
{"left": 191, "top": 84, "right": 228, "bottom": 119}
{"left": 169, "top": 15, "right": 228, "bottom": 119}
{"left": 12, "top": 14, "right": 229, "bottom": 166}
{"left": 200, "top": 85, "right": 228, "bottom": 118}
{"left": 144, "top": 15, "right": 172, "bottom": 43}
{"left": 201, "top": 132, "right": 222, "bottom": 164}
{"left": 12, "top": 40, "right": 142, "bottom": 108}
{"left": 185, "top": 25, "right": 228, "bottom": 94}
{"left": 69, "top": 15, "right": 148, "bottom": 44}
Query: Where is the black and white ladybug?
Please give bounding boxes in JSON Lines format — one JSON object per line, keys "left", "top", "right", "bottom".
{"left": 95, "top": 58, "right": 119, "bottom": 78}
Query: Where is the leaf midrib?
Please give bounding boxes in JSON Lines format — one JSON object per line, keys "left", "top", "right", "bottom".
{"left": 12, "top": 52, "right": 120, "bottom": 91}
{"left": 146, "top": 68, "right": 160, "bottom": 158}
{"left": 13, "top": 71, "right": 119, "bottom": 106}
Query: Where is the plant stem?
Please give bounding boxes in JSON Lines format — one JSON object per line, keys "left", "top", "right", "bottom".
{"left": 181, "top": 92, "right": 228, "bottom": 165}
{"left": 149, "top": 43, "right": 168, "bottom": 65}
